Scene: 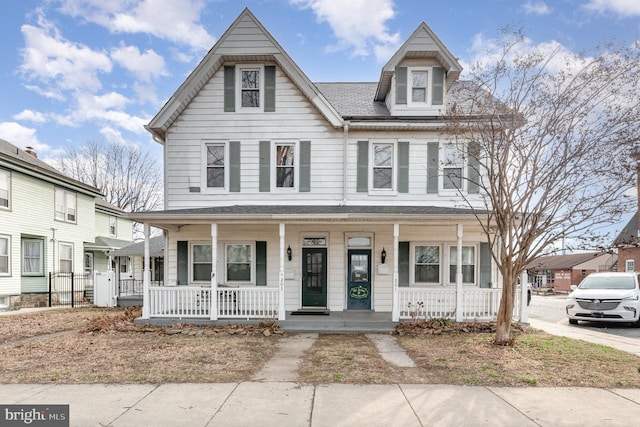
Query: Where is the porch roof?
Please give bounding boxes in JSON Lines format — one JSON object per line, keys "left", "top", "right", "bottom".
{"left": 128, "top": 205, "right": 488, "bottom": 227}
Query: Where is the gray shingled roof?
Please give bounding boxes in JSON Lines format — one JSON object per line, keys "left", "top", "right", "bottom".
{"left": 108, "top": 236, "right": 165, "bottom": 257}
{"left": 527, "top": 253, "right": 605, "bottom": 270}
{"left": 614, "top": 212, "right": 639, "bottom": 247}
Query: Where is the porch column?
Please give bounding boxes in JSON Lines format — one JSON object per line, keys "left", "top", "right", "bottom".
{"left": 141, "top": 223, "right": 150, "bottom": 319}
{"left": 210, "top": 224, "right": 218, "bottom": 320}
{"left": 278, "top": 223, "right": 286, "bottom": 321}
{"left": 392, "top": 224, "right": 400, "bottom": 322}
{"left": 520, "top": 270, "right": 529, "bottom": 323}
{"left": 455, "top": 224, "right": 464, "bottom": 322}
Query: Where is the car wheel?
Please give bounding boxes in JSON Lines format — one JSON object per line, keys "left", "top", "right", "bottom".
{"left": 568, "top": 318, "right": 578, "bottom": 325}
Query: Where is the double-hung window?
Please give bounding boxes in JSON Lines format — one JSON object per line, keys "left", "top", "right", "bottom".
{"left": 55, "top": 188, "right": 77, "bottom": 223}
{"left": 275, "top": 143, "right": 295, "bottom": 189}
{"left": 206, "top": 143, "right": 226, "bottom": 189}
{"left": 414, "top": 245, "right": 440, "bottom": 284}
{"left": 372, "top": 143, "right": 394, "bottom": 190}
{"left": 22, "top": 239, "right": 43, "bottom": 276}
{"left": 240, "top": 67, "right": 261, "bottom": 109}
{"left": 442, "top": 143, "right": 464, "bottom": 191}
{"left": 59, "top": 242, "right": 73, "bottom": 273}
{"left": 109, "top": 216, "right": 117, "bottom": 237}
{"left": 192, "top": 244, "right": 212, "bottom": 282}
{"left": 0, "top": 169, "right": 9, "bottom": 209}
{"left": 411, "top": 70, "right": 427, "bottom": 103}
{"left": 0, "top": 235, "right": 9, "bottom": 275}
{"left": 226, "top": 243, "right": 252, "bottom": 283}
{"left": 449, "top": 246, "right": 475, "bottom": 284}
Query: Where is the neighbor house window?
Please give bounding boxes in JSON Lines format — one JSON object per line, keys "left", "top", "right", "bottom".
{"left": 442, "top": 143, "right": 464, "bottom": 190}
{"left": 240, "top": 68, "right": 260, "bottom": 108}
{"left": 206, "top": 143, "right": 226, "bottom": 188}
{"left": 372, "top": 143, "right": 393, "bottom": 190}
{"left": 0, "top": 169, "right": 9, "bottom": 209}
{"left": 275, "top": 143, "right": 295, "bottom": 188}
{"left": 59, "top": 243, "right": 73, "bottom": 273}
{"left": 192, "top": 244, "right": 212, "bottom": 282}
{"left": 415, "top": 245, "right": 440, "bottom": 283}
{"left": 109, "top": 216, "right": 117, "bottom": 237}
{"left": 449, "top": 246, "right": 475, "bottom": 284}
{"left": 55, "top": 188, "right": 77, "bottom": 223}
{"left": 626, "top": 259, "right": 635, "bottom": 272}
{"left": 22, "top": 239, "right": 43, "bottom": 276}
{"left": 0, "top": 235, "right": 9, "bottom": 275}
{"left": 226, "top": 244, "right": 252, "bottom": 282}
{"left": 411, "top": 70, "right": 427, "bottom": 103}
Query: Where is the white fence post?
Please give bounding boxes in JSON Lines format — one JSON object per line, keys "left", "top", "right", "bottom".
{"left": 520, "top": 270, "right": 529, "bottom": 323}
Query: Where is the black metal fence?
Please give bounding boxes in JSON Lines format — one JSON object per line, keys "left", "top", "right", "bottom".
{"left": 48, "top": 272, "right": 94, "bottom": 308}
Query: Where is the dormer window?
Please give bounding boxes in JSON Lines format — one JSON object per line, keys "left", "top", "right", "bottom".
{"left": 224, "top": 65, "right": 276, "bottom": 113}
{"left": 241, "top": 68, "right": 260, "bottom": 108}
{"left": 411, "top": 71, "right": 427, "bottom": 103}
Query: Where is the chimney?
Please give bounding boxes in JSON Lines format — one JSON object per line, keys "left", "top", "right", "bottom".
{"left": 25, "top": 146, "right": 38, "bottom": 159}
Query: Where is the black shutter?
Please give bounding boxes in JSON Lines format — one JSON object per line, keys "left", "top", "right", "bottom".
{"left": 259, "top": 141, "right": 270, "bottom": 192}
{"left": 397, "top": 141, "right": 409, "bottom": 193}
{"left": 256, "top": 241, "right": 267, "bottom": 286}
{"left": 264, "top": 66, "right": 276, "bottom": 112}
{"left": 229, "top": 141, "right": 241, "bottom": 192}
{"left": 432, "top": 67, "right": 445, "bottom": 105}
{"left": 356, "top": 141, "right": 369, "bottom": 192}
{"left": 299, "top": 140, "right": 311, "bottom": 192}
{"left": 427, "top": 142, "right": 439, "bottom": 193}
{"left": 177, "top": 241, "right": 188, "bottom": 285}
{"left": 480, "top": 242, "right": 492, "bottom": 288}
{"left": 395, "top": 67, "right": 407, "bottom": 104}
{"left": 399, "top": 242, "right": 410, "bottom": 286}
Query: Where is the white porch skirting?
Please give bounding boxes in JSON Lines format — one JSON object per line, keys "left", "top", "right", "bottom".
{"left": 147, "top": 286, "right": 522, "bottom": 321}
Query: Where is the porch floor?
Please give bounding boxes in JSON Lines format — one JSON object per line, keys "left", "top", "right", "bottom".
{"left": 134, "top": 310, "right": 398, "bottom": 334}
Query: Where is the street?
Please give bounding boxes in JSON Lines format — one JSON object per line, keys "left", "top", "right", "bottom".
{"left": 528, "top": 293, "right": 640, "bottom": 339}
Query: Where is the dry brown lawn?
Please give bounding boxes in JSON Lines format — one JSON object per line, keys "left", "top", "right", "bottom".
{"left": 2, "top": 307, "right": 640, "bottom": 387}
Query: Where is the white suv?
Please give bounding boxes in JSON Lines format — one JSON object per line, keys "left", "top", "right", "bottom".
{"left": 566, "top": 272, "right": 640, "bottom": 325}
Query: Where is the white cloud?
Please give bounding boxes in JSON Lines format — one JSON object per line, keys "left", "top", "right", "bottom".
{"left": 522, "top": 1, "right": 551, "bottom": 15}
{"left": 290, "top": 0, "right": 401, "bottom": 61}
{"left": 585, "top": 0, "right": 640, "bottom": 16}
{"left": 13, "top": 110, "right": 47, "bottom": 123}
{"left": 111, "top": 44, "right": 168, "bottom": 82}
{"left": 20, "top": 15, "right": 112, "bottom": 93}
{"left": 58, "top": 0, "right": 215, "bottom": 50}
{"left": 99, "top": 126, "right": 127, "bottom": 145}
{"left": 0, "top": 122, "right": 48, "bottom": 152}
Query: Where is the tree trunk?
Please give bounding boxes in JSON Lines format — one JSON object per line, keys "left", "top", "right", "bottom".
{"left": 494, "top": 278, "right": 515, "bottom": 345}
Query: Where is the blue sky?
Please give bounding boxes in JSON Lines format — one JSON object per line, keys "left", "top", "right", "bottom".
{"left": 0, "top": 0, "right": 639, "bottom": 173}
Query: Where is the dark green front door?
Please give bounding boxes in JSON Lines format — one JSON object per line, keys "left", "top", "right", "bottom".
{"left": 347, "top": 249, "right": 372, "bottom": 310}
{"left": 302, "top": 248, "right": 327, "bottom": 307}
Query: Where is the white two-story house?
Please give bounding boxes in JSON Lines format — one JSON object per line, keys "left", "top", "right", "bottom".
{"left": 133, "top": 9, "right": 522, "bottom": 324}
{"left": 0, "top": 138, "right": 133, "bottom": 310}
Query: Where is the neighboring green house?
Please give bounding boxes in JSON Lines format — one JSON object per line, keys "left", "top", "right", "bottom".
{"left": 0, "top": 138, "right": 133, "bottom": 310}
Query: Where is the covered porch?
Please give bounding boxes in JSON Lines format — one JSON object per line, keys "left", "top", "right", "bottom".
{"left": 130, "top": 206, "right": 530, "bottom": 329}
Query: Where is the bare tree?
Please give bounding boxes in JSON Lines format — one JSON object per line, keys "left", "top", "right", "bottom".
{"left": 55, "top": 140, "right": 163, "bottom": 213}
{"left": 447, "top": 29, "right": 640, "bottom": 345}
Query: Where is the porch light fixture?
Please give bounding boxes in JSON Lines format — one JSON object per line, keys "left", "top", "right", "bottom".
{"left": 381, "top": 247, "right": 387, "bottom": 264}
{"left": 287, "top": 245, "right": 292, "bottom": 261}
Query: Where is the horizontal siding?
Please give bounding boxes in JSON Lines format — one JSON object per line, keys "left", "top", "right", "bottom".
{"left": 0, "top": 171, "right": 99, "bottom": 294}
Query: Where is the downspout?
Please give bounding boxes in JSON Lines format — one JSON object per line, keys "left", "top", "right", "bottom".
{"left": 342, "top": 122, "right": 349, "bottom": 205}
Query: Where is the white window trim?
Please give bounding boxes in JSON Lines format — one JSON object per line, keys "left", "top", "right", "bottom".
{"left": 22, "top": 238, "right": 43, "bottom": 276}
{"left": 626, "top": 259, "right": 635, "bottom": 272}
{"left": 109, "top": 216, "right": 117, "bottom": 237}
{"left": 190, "top": 242, "right": 212, "bottom": 284}
{"left": 439, "top": 142, "right": 467, "bottom": 194}
{"left": 271, "top": 141, "right": 299, "bottom": 192}
{"left": 0, "top": 234, "right": 10, "bottom": 276}
{"left": 410, "top": 243, "right": 442, "bottom": 286}
{"left": 54, "top": 187, "right": 77, "bottom": 223}
{"left": 0, "top": 169, "right": 10, "bottom": 210}
{"left": 236, "top": 64, "right": 264, "bottom": 112}
{"left": 369, "top": 140, "right": 397, "bottom": 194}
{"left": 224, "top": 242, "right": 255, "bottom": 285}
{"left": 201, "top": 140, "right": 229, "bottom": 192}
{"left": 59, "top": 242, "right": 74, "bottom": 273}
{"left": 447, "top": 244, "right": 477, "bottom": 285}
{"left": 407, "top": 67, "right": 433, "bottom": 108}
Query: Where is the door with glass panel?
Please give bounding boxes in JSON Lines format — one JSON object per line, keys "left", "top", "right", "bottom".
{"left": 347, "top": 249, "right": 372, "bottom": 310}
{"left": 302, "top": 248, "right": 327, "bottom": 308}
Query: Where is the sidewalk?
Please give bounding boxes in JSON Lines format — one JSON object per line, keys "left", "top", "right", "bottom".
{"left": 2, "top": 382, "right": 640, "bottom": 426}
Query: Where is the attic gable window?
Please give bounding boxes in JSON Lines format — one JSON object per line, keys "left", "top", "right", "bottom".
{"left": 241, "top": 69, "right": 260, "bottom": 108}
{"left": 412, "top": 71, "right": 427, "bottom": 103}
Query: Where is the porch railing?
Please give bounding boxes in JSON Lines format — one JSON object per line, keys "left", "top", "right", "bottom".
{"left": 147, "top": 286, "right": 278, "bottom": 319}
{"left": 119, "top": 279, "right": 163, "bottom": 297}
{"left": 398, "top": 287, "right": 522, "bottom": 321}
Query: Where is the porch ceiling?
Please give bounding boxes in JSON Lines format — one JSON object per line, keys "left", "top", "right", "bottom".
{"left": 128, "top": 205, "right": 490, "bottom": 229}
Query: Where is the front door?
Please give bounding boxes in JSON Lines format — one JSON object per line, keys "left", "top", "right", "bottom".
{"left": 302, "top": 248, "right": 327, "bottom": 308}
{"left": 347, "top": 249, "right": 372, "bottom": 310}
